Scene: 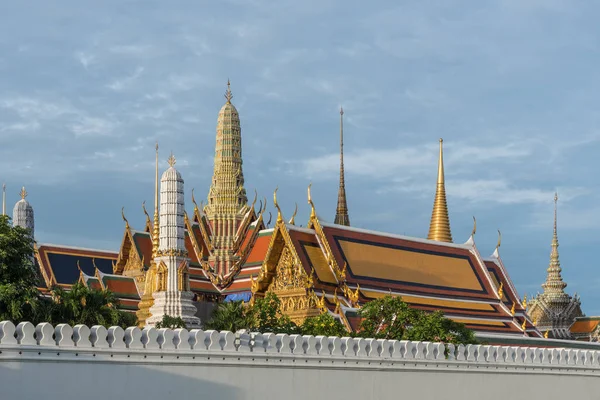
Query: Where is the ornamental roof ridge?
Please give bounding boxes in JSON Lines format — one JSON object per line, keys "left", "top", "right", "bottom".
{"left": 36, "top": 243, "right": 118, "bottom": 255}
{"left": 318, "top": 221, "right": 472, "bottom": 249}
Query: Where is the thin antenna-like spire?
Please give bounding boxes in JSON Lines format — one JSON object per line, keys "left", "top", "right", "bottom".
{"left": 225, "top": 79, "right": 233, "bottom": 103}
{"left": 542, "top": 192, "right": 567, "bottom": 296}
{"left": 427, "top": 138, "right": 452, "bottom": 242}
{"left": 152, "top": 143, "right": 160, "bottom": 259}
{"left": 2, "top": 183, "right": 5, "bottom": 215}
{"left": 334, "top": 107, "right": 350, "bottom": 226}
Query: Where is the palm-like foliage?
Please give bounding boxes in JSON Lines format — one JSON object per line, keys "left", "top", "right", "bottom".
{"left": 204, "top": 300, "right": 249, "bottom": 332}
{"left": 45, "top": 283, "right": 135, "bottom": 328}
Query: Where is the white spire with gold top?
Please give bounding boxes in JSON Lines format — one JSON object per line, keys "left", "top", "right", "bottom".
{"left": 12, "top": 186, "right": 34, "bottom": 238}
{"left": 147, "top": 153, "right": 200, "bottom": 328}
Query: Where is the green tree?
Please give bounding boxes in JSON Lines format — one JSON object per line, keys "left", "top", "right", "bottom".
{"left": 301, "top": 312, "right": 348, "bottom": 337}
{"left": 204, "top": 300, "right": 250, "bottom": 331}
{"left": 357, "top": 295, "right": 477, "bottom": 345}
{"left": 155, "top": 315, "right": 187, "bottom": 329}
{"left": 357, "top": 295, "right": 419, "bottom": 340}
{"left": 0, "top": 215, "right": 40, "bottom": 322}
{"left": 43, "top": 283, "right": 137, "bottom": 328}
{"left": 204, "top": 292, "right": 299, "bottom": 334}
{"left": 407, "top": 310, "right": 477, "bottom": 345}
{"left": 248, "top": 292, "right": 298, "bottom": 333}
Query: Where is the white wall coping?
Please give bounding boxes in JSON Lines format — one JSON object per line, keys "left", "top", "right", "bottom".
{"left": 1, "top": 321, "right": 600, "bottom": 376}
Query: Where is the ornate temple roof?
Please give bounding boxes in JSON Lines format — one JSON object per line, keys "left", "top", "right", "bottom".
{"left": 251, "top": 188, "right": 540, "bottom": 337}
{"left": 35, "top": 243, "right": 117, "bottom": 288}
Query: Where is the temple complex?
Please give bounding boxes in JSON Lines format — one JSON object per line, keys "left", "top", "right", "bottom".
{"left": 5, "top": 80, "right": 600, "bottom": 341}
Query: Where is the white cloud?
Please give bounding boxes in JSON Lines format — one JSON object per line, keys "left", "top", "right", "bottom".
{"left": 107, "top": 67, "right": 145, "bottom": 91}
{"left": 70, "top": 116, "right": 116, "bottom": 137}
{"left": 0, "top": 120, "right": 40, "bottom": 133}
{"left": 75, "top": 52, "right": 96, "bottom": 69}
{"left": 1, "top": 97, "right": 74, "bottom": 120}
{"left": 109, "top": 44, "right": 152, "bottom": 56}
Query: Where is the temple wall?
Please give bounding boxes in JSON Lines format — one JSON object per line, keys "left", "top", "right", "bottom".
{"left": 1, "top": 321, "right": 600, "bottom": 400}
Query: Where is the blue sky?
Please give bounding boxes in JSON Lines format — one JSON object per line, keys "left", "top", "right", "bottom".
{"left": 2, "top": 0, "right": 600, "bottom": 313}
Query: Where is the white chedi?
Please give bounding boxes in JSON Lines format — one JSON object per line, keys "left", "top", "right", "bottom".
{"left": 147, "top": 153, "right": 201, "bottom": 328}
{"left": 12, "top": 186, "right": 34, "bottom": 238}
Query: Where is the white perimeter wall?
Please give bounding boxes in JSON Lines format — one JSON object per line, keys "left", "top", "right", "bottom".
{"left": 1, "top": 321, "right": 600, "bottom": 400}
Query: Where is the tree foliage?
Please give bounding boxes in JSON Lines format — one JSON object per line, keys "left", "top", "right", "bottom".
{"left": 155, "top": 315, "right": 187, "bottom": 329}
{"left": 40, "top": 283, "right": 137, "bottom": 328}
{"left": 300, "top": 312, "right": 348, "bottom": 337}
{"left": 205, "top": 292, "right": 348, "bottom": 336}
{"left": 0, "top": 215, "right": 40, "bottom": 322}
{"left": 0, "top": 215, "right": 137, "bottom": 327}
{"left": 204, "top": 300, "right": 250, "bottom": 332}
{"left": 357, "top": 295, "right": 477, "bottom": 345}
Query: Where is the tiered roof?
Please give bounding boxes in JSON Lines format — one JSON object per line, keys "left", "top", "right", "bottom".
{"left": 34, "top": 243, "right": 140, "bottom": 310}
{"left": 251, "top": 187, "right": 541, "bottom": 337}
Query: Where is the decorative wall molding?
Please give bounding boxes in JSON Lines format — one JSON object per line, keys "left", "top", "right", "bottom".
{"left": 1, "top": 320, "right": 600, "bottom": 376}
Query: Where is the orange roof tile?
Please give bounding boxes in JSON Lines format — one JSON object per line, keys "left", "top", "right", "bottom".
{"left": 571, "top": 319, "right": 600, "bottom": 334}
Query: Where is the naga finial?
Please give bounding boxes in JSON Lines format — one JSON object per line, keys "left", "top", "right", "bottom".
{"left": 521, "top": 319, "right": 527, "bottom": 331}
{"left": 267, "top": 212, "right": 272, "bottom": 227}
{"left": 497, "top": 282, "right": 504, "bottom": 299}
{"left": 121, "top": 207, "right": 130, "bottom": 228}
{"left": 308, "top": 183, "right": 316, "bottom": 220}
{"left": 251, "top": 189, "right": 258, "bottom": 211}
{"left": 510, "top": 302, "right": 516, "bottom": 316}
{"left": 191, "top": 188, "right": 198, "bottom": 212}
{"left": 522, "top": 294, "right": 527, "bottom": 309}
{"left": 142, "top": 201, "right": 151, "bottom": 230}
{"left": 471, "top": 216, "right": 477, "bottom": 237}
{"left": 273, "top": 187, "right": 283, "bottom": 223}
{"left": 289, "top": 203, "right": 298, "bottom": 225}
{"left": 496, "top": 229, "right": 502, "bottom": 250}
{"left": 544, "top": 330, "right": 549, "bottom": 339}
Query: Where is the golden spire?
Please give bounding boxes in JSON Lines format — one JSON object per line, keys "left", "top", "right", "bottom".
{"left": 19, "top": 186, "right": 27, "bottom": 200}
{"left": 427, "top": 138, "right": 452, "bottom": 242}
{"left": 152, "top": 143, "right": 160, "bottom": 260}
{"left": 2, "top": 183, "right": 5, "bottom": 215}
{"left": 225, "top": 79, "right": 233, "bottom": 104}
{"left": 334, "top": 107, "right": 350, "bottom": 226}
{"left": 541, "top": 192, "right": 567, "bottom": 296}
